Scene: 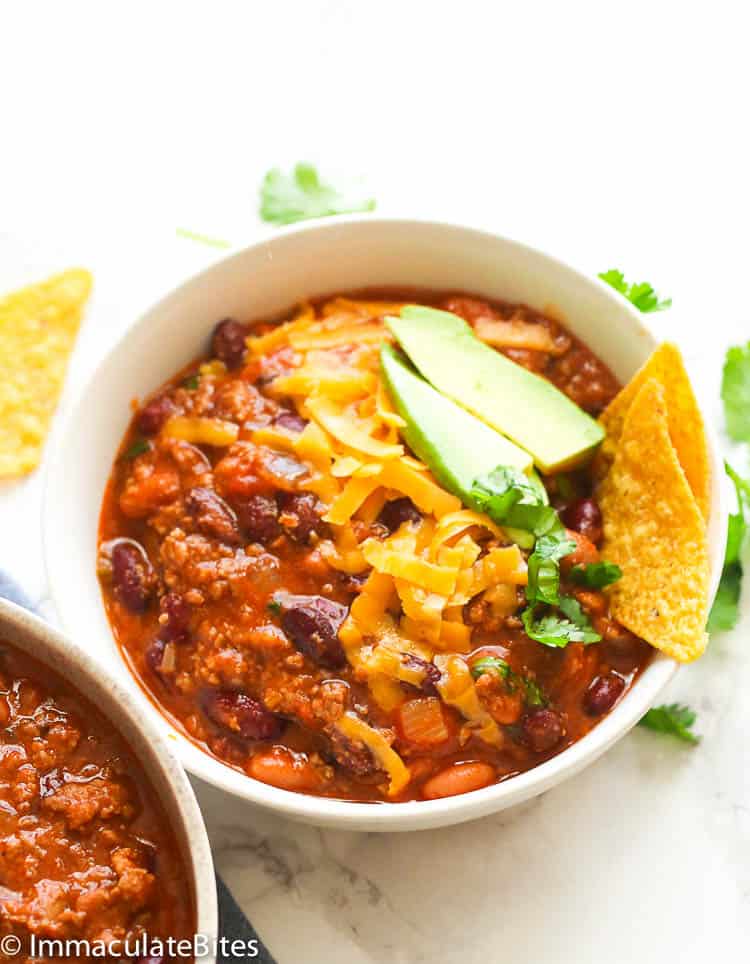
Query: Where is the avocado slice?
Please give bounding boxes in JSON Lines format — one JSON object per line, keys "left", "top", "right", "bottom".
{"left": 386, "top": 306, "right": 605, "bottom": 473}
{"left": 380, "top": 344, "right": 536, "bottom": 509}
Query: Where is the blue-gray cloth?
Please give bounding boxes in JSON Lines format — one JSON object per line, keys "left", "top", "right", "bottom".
{"left": 0, "top": 570, "right": 275, "bottom": 964}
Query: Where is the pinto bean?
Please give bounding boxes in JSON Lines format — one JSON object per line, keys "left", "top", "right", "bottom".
{"left": 278, "top": 594, "right": 347, "bottom": 668}
{"left": 211, "top": 318, "right": 249, "bottom": 369}
{"left": 584, "top": 673, "right": 625, "bottom": 716}
{"left": 421, "top": 761, "right": 496, "bottom": 800}
{"left": 136, "top": 395, "right": 175, "bottom": 436}
{"left": 111, "top": 541, "right": 154, "bottom": 612}
{"left": 563, "top": 497, "right": 603, "bottom": 545}
{"left": 248, "top": 748, "right": 322, "bottom": 791}
{"left": 201, "top": 689, "right": 283, "bottom": 741}
{"left": 234, "top": 494, "right": 281, "bottom": 544}
{"left": 277, "top": 491, "right": 328, "bottom": 543}
{"left": 185, "top": 486, "right": 241, "bottom": 545}
{"left": 377, "top": 497, "right": 422, "bottom": 533}
{"left": 522, "top": 708, "right": 564, "bottom": 753}
{"left": 145, "top": 637, "right": 168, "bottom": 679}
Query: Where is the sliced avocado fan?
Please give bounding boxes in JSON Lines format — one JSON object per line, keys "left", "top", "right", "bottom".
{"left": 386, "top": 306, "right": 604, "bottom": 473}
{"left": 380, "top": 342, "right": 547, "bottom": 501}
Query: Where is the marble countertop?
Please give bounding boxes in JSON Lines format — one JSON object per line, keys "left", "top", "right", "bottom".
{"left": 2, "top": 3, "right": 749, "bottom": 959}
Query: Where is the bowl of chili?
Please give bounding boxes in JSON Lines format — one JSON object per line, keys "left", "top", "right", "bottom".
{"left": 0, "top": 597, "right": 218, "bottom": 958}
{"left": 43, "top": 218, "right": 727, "bottom": 831}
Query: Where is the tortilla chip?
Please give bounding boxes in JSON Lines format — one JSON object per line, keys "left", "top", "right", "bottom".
{"left": 598, "top": 378, "right": 709, "bottom": 663}
{"left": 0, "top": 269, "right": 92, "bottom": 478}
{"left": 598, "top": 343, "right": 710, "bottom": 520}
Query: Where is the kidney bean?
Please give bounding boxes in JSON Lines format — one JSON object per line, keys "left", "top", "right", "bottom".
{"left": 201, "top": 689, "right": 283, "bottom": 741}
{"left": 234, "top": 494, "right": 281, "bottom": 544}
{"left": 277, "top": 491, "right": 328, "bottom": 543}
{"left": 145, "top": 637, "right": 167, "bottom": 678}
{"left": 584, "top": 673, "right": 625, "bottom": 716}
{"left": 279, "top": 595, "right": 347, "bottom": 668}
{"left": 185, "top": 487, "right": 241, "bottom": 545}
{"left": 248, "top": 748, "right": 322, "bottom": 791}
{"left": 274, "top": 410, "right": 308, "bottom": 434}
{"left": 377, "top": 497, "right": 422, "bottom": 533}
{"left": 327, "top": 728, "right": 379, "bottom": 777}
{"left": 402, "top": 654, "right": 441, "bottom": 695}
{"left": 421, "top": 761, "right": 496, "bottom": 800}
{"left": 563, "top": 497, "right": 603, "bottom": 545}
{"left": 158, "top": 593, "right": 191, "bottom": 642}
{"left": 522, "top": 708, "right": 564, "bottom": 753}
{"left": 211, "top": 318, "right": 249, "bottom": 369}
{"left": 111, "top": 540, "right": 154, "bottom": 612}
{"left": 136, "top": 394, "right": 175, "bottom": 436}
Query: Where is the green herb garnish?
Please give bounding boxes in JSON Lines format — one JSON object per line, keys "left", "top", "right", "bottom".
{"left": 598, "top": 269, "right": 672, "bottom": 313}
{"left": 708, "top": 461, "right": 750, "bottom": 632}
{"left": 638, "top": 703, "right": 700, "bottom": 744}
{"left": 260, "top": 163, "right": 376, "bottom": 226}
{"left": 267, "top": 599, "right": 282, "bottom": 615}
{"left": 182, "top": 374, "right": 200, "bottom": 390}
{"left": 176, "top": 228, "right": 232, "bottom": 249}
{"left": 569, "top": 560, "right": 623, "bottom": 589}
{"left": 123, "top": 438, "right": 151, "bottom": 459}
{"left": 721, "top": 342, "right": 750, "bottom": 443}
{"left": 522, "top": 598, "right": 601, "bottom": 648}
{"left": 470, "top": 656, "right": 547, "bottom": 706}
{"left": 471, "top": 466, "right": 594, "bottom": 646}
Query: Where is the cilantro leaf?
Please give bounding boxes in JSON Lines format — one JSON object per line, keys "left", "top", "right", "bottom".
{"left": 708, "top": 461, "right": 750, "bottom": 633}
{"left": 526, "top": 532, "right": 577, "bottom": 605}
{"left": 638, "top": 703, "right": 700, "bottom": 744}
{"left": 707, "top": 564, "right": 742, "bottom": 633}
{"left": 182, "top": 374, "right": 200, "bottom": 390}
{"left": 122, "top": 438, "right": 151, "bottom": 460}
{"left": 721, "top": 343, "right": 750, "bottom": 443}
{"left": 569, "top": 560, "right": 623, "bottom": 589}
{"left": 260, "top": 163, "right": 376, "bottom": 226}
{"left": 522, "top": 598, "right": 601, "bottom": 648}
{"left": 599, "top": 269, "right": 672, "bottom": 313}
{"left": 471, "top": 466, "right": 575, "bottom": 605}
{"left": 470, "top": 656, "right": 547, "bottom": 706}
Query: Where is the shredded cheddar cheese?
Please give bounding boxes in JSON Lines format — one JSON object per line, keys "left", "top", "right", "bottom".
{"left": 243, "top": 296, "right": 536, "bottom": 771}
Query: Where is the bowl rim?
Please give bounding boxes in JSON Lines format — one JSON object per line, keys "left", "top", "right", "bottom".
{"left": 43, "top": 215, "right": 728, "bottom": 831}
{"left": 0, "top": 596, "right": 219, "bottom": 947}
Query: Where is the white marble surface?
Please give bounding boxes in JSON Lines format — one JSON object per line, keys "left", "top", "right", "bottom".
{"left": 1, "top": 3, "right": 750, "bottom": 961}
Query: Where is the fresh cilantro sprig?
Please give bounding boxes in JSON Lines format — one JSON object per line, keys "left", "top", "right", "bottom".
{"left": 708, "top": 461, "right": 750, "bottom": 632}
{"left": 471, "top": 465, "right": 600, "bottom": 647}
{"left": 598, "top": 269, "right": 672, "bottom": 313}
{"left": 522, "top": 597, "right": 601, "bottom": 648}
{"left": 721, "top": 342, "right": 750, "bottom": 443}
{"left": 260, "top": 163, "right": 376, "bottom": 226}
{"left": 569, "top": 560, "right": 622, "bottom": 589}
{"left": 638, "top": 703, "right": 700, "bottom": 745}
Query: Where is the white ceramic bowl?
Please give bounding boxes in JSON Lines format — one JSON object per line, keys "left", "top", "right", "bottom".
{"left": 44, "top": 218, "right": 727, "bottom": 832}
{"left": 0, "top": 597, "right": 218, "bottom": 955}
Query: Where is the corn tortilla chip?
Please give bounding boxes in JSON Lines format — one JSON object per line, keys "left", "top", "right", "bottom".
{"left": 598, "top": 378, "right": 709, "bottom": 662}
{"left": 0, "top": 268, "right": 92, "bottom": 478}
{"left": 598, "top": 342, "right": 710, "bottom": 520}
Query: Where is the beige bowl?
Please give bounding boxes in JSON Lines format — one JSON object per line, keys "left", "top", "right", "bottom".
{"left": 0, "top": 597, "right": 218, "bottom": 959}
{"left": 44, "top": 217, "right": 728, "bottom": 831}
